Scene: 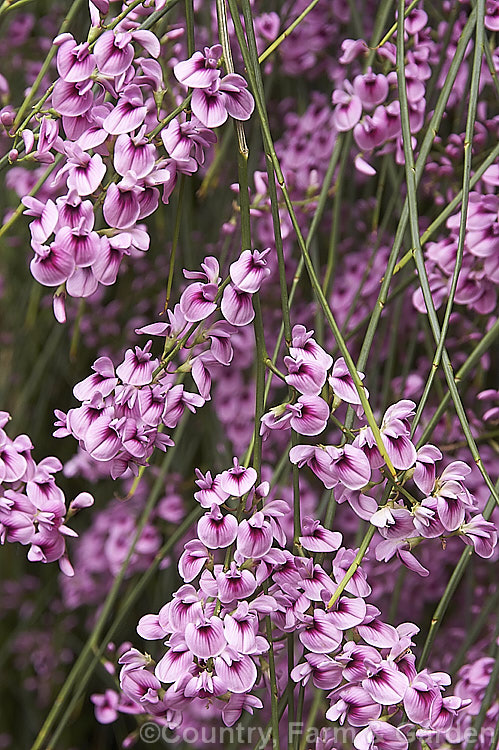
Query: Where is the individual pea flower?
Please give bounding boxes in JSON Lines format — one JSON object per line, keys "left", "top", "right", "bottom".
{"left": 116, "top": 341, "right": 159, "bottom": 386}
{"left": 332, "top": 81, "right": 363, "bottom": 131}
{"left": 103, "top": 85, "right": 148, "bottom": 136}
{"left": 353, "top": 68, "right": 389, "bottom": 110}
{"left": 161, "top": 115, "right": 217, "bottom": 165}
{"left": 197, "top": 504, "right": 238, "bottom": 549}
{"left": 284, "top": 353, "right": 328, "bottom": 395}
{"left": 55, "top": 33, "right": 96, "bottom": 82}
{"left": 173, "top": 45, "right": 222, "bottom": 89}
{"left": 220, "top": 458, "right": 257, "bottom": 497}
{"left": 221, "top": 280, "right": 258, "bottom": 326}
{"left": 229, "top": 248, "right": 271, "bottom": 293}
{"left": 21, "top": 197, "right": 58, "bottom": 243}
{"left": 297, "top": 608, "right": 343, "bottom": 654}
{"left": 328, "top": 357, "right": 369, "bottom": 406}
{"left": 286, "top": 395, "right": 330, "bottom": 436}
{"left": 413, "top": 444, "right": 442, "bottom": 494}
{"left": 325, "top": 444, "right": 372, "bottom": 490}
{"left": 114, "top": 127, "right": 157, "bottom": 178}
{"left": 184, "top": 615, "right": 227, "bottom": 659}
{"left": 191, "top": 74, "right": 255, "bottom": 128}
{"left": 236, "top": 511, "right": 273, "bottom": 559}
{"left": 459, "top": 514, "right": 497, "bottom": 558}
{"left": 59, "top": 142, "right": 107, "bottom": 196}
{"left": 326, "top": 686, "right": 381, "bottom": 727}
{"left": 299, "top": 517, "right": 342, "bottom": 553}
{"left": 290, "top": 325, "right": 333, "bottom": 371}
{"left": 353, "top": 722, "right": 408, "bottom": 750}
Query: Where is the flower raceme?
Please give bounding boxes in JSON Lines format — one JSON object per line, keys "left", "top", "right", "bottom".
{"left": 17, "top": 26, "right": 253, "bottom": 321}
{"left": 107, "top": 329, "right": 492, "bottom": 742}
{"left": 113, "top": 452, "right": 472, "bottom": 742}
{"left": 0, "top": 411, "right": 93, "bottom": 574}
{"left": 55, "top": 251, "right": 270, "bottom": 476}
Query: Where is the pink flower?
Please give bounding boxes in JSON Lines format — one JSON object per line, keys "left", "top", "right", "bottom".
{"left": 94, "top": 30, "right": 134, "bottom": 76}
{"left": 220, "top": 458, "right": 257, "bottom": 497}
{"left": 298, "top": 609, "right": 343, "bottom": 653}
{"left": 328, "top": 357, "right": 368, "bottom": 405}
{"left": 197, "top": 505, "right": 238, "bottom": 549}
{"left": 56, "top": 34, "right": 95, "bottom": 82}
{"left": 332, "top": 84, "right": 363, "bottom": 131}
{"left": 216, "top": 562, "right": 257, "bottom": 603}
{"left": 91, "top": 690, "right": 119, "bottom": 724}
{"left": 221, "top": 284, "right": 255, "bottom": 326}
{"left": 116, "top": 342, "right": 158, "bottom": 386}
{"left": 178, "top": 540, "right": 209, "bottom": 582}
{"left": 353, "top": 69, "right": 389, "bottom": 110}
{"left": 161, "top": 116, "right": 216, "bottom": 164}
{"left": 114, "top": 128, "right": 157, "bottom": 178}
{"left": 30, "top": 241, "right": 75, "bottom": 287}
{"left": 22, "top": 197, "right": 58, "bottom": 243}
{"left": 287, "top": 395, "right": 330, "bottom": 436}
{"left": 184, "top": 616, "right": 226, "bottom": 659}
{"left": 354, "top": 722, "right": 408, "bottom": 750}
{"left": 459, "top": 514, "right": 497, "bottom": 558}
{"left": 214, "top": 653, "right": 257, "bottom": 693}
{"left": 103, "top": 174, "right": 143, "bottom": 229}
{"left": 173, "top": 45, "right": 222, "bottom": 89}
{"left": 237, "top": 512, "right": 273, "bottom": 558}
{"left": 60, "top": 143, "right": 106, "bottom": 196}
{"left": 191, "top": 74, "right": 254, "bottom": 128}
{"left": 299, "top": 517, "right": 342, "bottom": 552}
{"left": 285, "top": 354, "right": 327, "bottom": 395}
{"left": 103, "top": 85, "right": 148, "bottom": 136}
{"left": 290, "top": 325, "right": 333, "bottom": 371}
{"left": 414, "top": 444, "right": 442, "bottom": 494}
{"left": 361, "top": 658, "right": 409, "bottom": 705}
{"left": 51, "top": 78, "right": 94, "bottom": 116}
{"left": 326, "top": 444, "right": 371, "bottom": 490}
{"left": 229, "top": 248, "right": 271, "bottom": 293}
{"left": 326, "top": 686, "right": 381, "bottom": 726}
{"left": 180, "top": 281, "right": 218, "bottom": 322}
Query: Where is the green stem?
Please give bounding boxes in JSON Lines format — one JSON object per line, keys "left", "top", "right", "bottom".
{"left": 418, "top": 480, "right": 499, "bottom": 669}
{"left": 229, "top": 0, "right": 398, "bottom": 478}
{"left": 12, "top": 0, "right": 86, "bottom": 133}
{"left": 356, "top": 7, "right": 478, "bottom": 376}
{"left": 30, "top": 417, "right": 189, "bottom": 750}
{"left": 397, "top": 0, "right": 497, "bottom": 505}
{"left": 163, "top": 174, "right": 185, "bottom": 311}
{"left": 412, "top": 0, "right": 485, "bottom": 433}
{"left": 258, "top": 0, "right": 322, "bottom": 63}
{"left": 464, "top": 617, "right": 499, "bottom": 750}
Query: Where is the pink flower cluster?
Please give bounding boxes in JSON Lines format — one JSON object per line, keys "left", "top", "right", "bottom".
{"left": 331, "top": 10, "right": 431, "bottom": 174}
{"left": 107, "top": 448, "right": 473, "bottom": 744}
{"left": 10, "top": 9, "right": 254, "bottom": 322}
{"left": 0, "top": 411, "right": 93, "bottom": 574}
{"left": 55, "top": 249, "right": 270, "bottom": 475}
{"left": 414, "top": 188, "right": 499, "bottom": 316}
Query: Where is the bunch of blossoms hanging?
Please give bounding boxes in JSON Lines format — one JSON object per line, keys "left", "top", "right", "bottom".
{"left": 330, "top": 7, "right": 433, "bottom": 175}
{"left": 413, "top": 179, "right": 499, "bottom": 317}
{"left": 0, "top": 411, "right": 93, "bottom": 574}
{"left": 109, "top": 325, "right": 495, "bottom": 744}
{"left": 54, "top": 249, "right": 270, "bottom": 477}
{"left": 1, "top": 2, "right": 253, "bottom": 323}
